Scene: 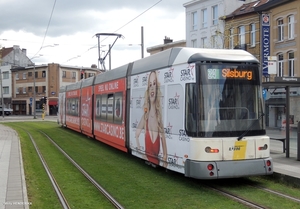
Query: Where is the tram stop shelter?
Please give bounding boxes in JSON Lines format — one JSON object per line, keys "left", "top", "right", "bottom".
{"left": 262, "top": 77, "right": 300, "bottom": 160}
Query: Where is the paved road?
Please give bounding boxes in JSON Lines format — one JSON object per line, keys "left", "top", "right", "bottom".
{"left": 0, "top": 115, "right": 58, "bottom": 123}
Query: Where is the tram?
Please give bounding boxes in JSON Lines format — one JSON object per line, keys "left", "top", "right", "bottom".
{"left": 58, "top": 47, "right": 273, "bottom": 179}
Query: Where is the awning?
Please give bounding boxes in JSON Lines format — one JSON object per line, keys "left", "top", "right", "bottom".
{"left": 265, "top": 98, "right": 285, "bottom": 105}
{"left": 48, "top": 100, "right": 58, "bottom": 105}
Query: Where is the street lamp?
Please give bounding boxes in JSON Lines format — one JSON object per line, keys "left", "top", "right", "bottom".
{"left": 30, "top": 44, "right": 58, "bottom": 118}
{"left": 0, "top": 68, "right": 4, "bottom": 119}
{"left": 30, "top": 55, "right": 43, "bottom": 119}
{"left": 33, "top": 63, "right": 36, "bottom": 119}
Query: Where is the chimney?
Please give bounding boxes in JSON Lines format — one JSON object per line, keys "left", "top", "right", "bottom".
{"left": 163, "top": 36, "right": 173, "bottom": 44}
{"left": 22, "top": 48, "right": 27, "bottom": 55}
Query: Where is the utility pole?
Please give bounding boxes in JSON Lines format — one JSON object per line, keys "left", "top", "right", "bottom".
{"left": 141, "top": 26, "right": 144, "bottom": 58}
{"left": 33, "top": 63, "right": 36, "bottom": 119}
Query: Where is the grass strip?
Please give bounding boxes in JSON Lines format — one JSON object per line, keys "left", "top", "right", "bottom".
{"left": 4, "top": 121, "right": 263, "bottom": 208}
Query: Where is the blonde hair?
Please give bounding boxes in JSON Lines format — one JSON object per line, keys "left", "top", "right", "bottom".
{"left": 143, "top": 71, "right": 165, "bottom": 135}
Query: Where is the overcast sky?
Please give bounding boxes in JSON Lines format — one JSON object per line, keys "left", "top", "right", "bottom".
{"left": 0, "top": 0, "right": 187, "bottom": 69}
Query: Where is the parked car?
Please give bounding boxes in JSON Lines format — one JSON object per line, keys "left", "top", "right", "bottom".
{"left": 0, "top": 106, "right": 13, "bottom": 116}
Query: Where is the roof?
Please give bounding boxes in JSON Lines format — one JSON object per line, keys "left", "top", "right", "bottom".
{"left": 224, "top": 0, "right": 269, "bottom": 19}
{"left": 0, "top": 47, "right": 13, "bottom": 58}
{"left": 254, "top": 0, "right": 295, "bottom": 12}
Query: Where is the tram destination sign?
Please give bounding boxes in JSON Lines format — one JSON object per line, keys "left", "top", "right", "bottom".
{"left": 207, "top": 68, "right": 254, "bottom": 80}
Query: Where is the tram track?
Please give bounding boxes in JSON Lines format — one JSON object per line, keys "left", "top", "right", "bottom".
{"left": 248, "top": 183, "right": 300, "bottom": 204}
{"left": 40, "top": 130, "right": 124, "bottom": 209}
{"left": 203, "top": 177, "right": 300, "bottom": 209}
{"left": 23, "top": 126, "right": 124, "bottom": 209}
{"left": 26, "top": 130, "right": 71, "bottom": 209}
{"left": 204, "top": 183, "right": 265, "bottom": 209}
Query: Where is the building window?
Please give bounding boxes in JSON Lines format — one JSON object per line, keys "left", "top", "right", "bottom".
{"left": 42, "top": 86, "right": 46, "bottom": 93}
{"left": 288, "top": 15, "right": 294, "bottom": 39}
{"left": 28, "top": 86, "right": 32, "bottom": 92}
{"left": 42, "top": 71, "right": 46, "bottom": 78}
{"left": 229, "top": 28, "right": 234, "bottom": 49}
{"left": 16, "top": 87, "right": 19, "bottom": 94}
{"left": 3, "top": 86, "right": 9, "bottom": 94}
{"left": 211, "top": 35, "right": 217, "bottom": 48}
{"left": 23, "top": 73, "right": 26, "bottom": 79}
{"left": 250, "top": 23, "right": 255, "bottom": 47}
{"left": 63, "top": 71, "right": 66, "bottom": 78}
{"left": 3, "top": 71, "right": 9, "bottom": 79}
{"left": 35, "top": 71, "right": 38, "bottom": 78}
{"left": 192, "top": 11, "right": 198, "bottom": 30}
{"left": 16, "top": 73, "right": 19, "bottom": 80}
{"left": 278, "top": 54, "right": 284, "bottom": 77}
{"left": 23, "top": 87, "right": 26, "bottom": 94}
{"left": 288, "top": 51, "right": 294, "bottom": 77}
{"left": 212, "top": 5, "right": 218, "bottom": 25}
{"left": 28, "top": 72, "right": 32, "bottom": 77}
{"left": 201, "top": 37, "right": 207, "bottom": 48}
{"left": 278, "top": 19, "right": 284, "bottom": 41}
{"left": 201, "top": 9, "right": 207, "bottom": 28}
{"left": 88, "top": 73, "right": 95, "bottom": 77}
{"left": 191, "top": 39, "right": 197, "bottom": 48}
{"left": 72, "top": 72, "right": 76, "bottom": 79}
{"left": 238, "top": 26, "right": 245, "bottom": 45}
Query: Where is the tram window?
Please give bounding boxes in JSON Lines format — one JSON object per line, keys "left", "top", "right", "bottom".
{"left": 100, "top": 94, "right": 107, "bottom": 121}
{"left": 114, "top": 92, "right": 123, "bottom": 124}
{"left": 107, "top": 94, "right": 114, "bottom": 123}
{"left": 185, "top": 83, "right": 198, "bottom": 136}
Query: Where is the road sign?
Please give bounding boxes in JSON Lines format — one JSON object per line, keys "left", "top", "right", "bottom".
{"left": 262, "top": 89, "right": 270, "bottom": 100}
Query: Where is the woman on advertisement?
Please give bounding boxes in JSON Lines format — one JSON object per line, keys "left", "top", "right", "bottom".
{"left": 135, "top": 71, "right": 168, "bottom": 167}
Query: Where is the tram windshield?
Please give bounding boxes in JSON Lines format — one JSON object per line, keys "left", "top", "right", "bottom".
{"left": 185, "top": 63, "right": 265, "bottom": 137}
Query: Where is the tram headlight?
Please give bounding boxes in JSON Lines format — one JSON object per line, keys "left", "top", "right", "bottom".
{"left": 205, "top": 146, "right": 219, "bottom": 153}
{"left": 258, "top": 144, "right": 268, "bottom": 150}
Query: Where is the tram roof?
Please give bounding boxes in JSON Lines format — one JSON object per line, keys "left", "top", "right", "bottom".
{"left": 131, "top": 47, "right": 259, "bottom": 75}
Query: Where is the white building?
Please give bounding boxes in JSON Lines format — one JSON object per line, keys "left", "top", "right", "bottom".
{"left": 184, "top": 0, "right": 257, "bottom": 48}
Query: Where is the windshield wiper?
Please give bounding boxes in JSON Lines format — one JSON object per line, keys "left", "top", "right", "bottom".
{"left": 237, "top": 113, "right": 265, "bottom": 141}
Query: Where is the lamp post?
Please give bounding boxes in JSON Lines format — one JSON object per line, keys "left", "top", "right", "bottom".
{"left": 30, "top": 44, "right": 58, "bottom": 118}
{"left": 30, "top": 55, "right": 42, "bottom": 119}
{"left": 0, "top": 68, "right": 4, "bottom": 119}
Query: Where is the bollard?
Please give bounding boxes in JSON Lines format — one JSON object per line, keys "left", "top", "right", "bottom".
{"left": 297, "top": 122, "right": 300, "bottom": 161}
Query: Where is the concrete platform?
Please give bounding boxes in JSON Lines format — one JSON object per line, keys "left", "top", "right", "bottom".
{"left": 0, "top": 124, "right": 29, "bottom": 209}
{"left": 267, "top": 128, "right": 300, "bottom": 185}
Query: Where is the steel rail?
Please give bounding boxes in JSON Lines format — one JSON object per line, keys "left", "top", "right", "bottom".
{"left": 41, "top": 131, "right": 124, "bottom": 209}
{"left": 27, "top": 132, "right": 70, "bottom": 209}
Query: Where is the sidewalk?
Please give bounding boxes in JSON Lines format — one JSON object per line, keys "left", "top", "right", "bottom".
{"left": 0, "top": 124, "right": 29, "bottom": 209}
{"left": 267, "top": 127, "right": 300, "bottom": 184}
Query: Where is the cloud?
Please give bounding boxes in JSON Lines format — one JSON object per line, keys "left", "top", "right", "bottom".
{"left": 0, "top": 0, "right": 187, "bottom": 68}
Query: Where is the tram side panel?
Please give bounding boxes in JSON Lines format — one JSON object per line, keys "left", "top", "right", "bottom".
{"left": 65, "top": 89, "right": 81, "bottom": 133}
{"left": 130, "top": 63, "right": 195, "bottom": 174}
{"left": 93, "top": 78, "right": 127, "bottom": 152}
{"left": 80, "top": 85, "right": 94, "bottom": 137}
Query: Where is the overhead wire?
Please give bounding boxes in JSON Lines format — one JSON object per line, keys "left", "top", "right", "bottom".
{"left": 31, "top": 0, "right": 57, "bottom": 59}
{"left": 64, "top": 0, "right": 162, "bottom": 63}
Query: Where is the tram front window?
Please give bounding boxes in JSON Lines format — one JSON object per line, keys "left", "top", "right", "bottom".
{"left": 185, "top": 64, "right": 265, "bottom": 137}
